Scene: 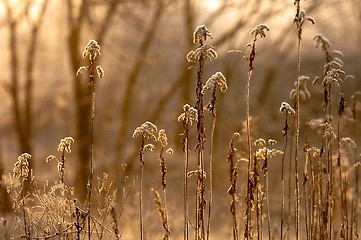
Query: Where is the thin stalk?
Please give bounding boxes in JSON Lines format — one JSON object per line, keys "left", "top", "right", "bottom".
{"left": 87, "top": 67, "right": 95, "bottom": 240}
{"left": 183, "top": 128, "right": 189, "bottom": 240}
{"left": 195, "top": 41, "right": 206, "bottom": 240}
{"left": 139, "top": 137, "right": 145, "bottom": 240}
{"left": 351, "top": 94, "right": 359, "bottom": 238}
{"left": 263, "top": 156, "right": 271, "bottom": 240}
{"left": 281, "top": 113, "right": 290, "bottom": 239}
{"left": 206, "top": 106, "right": 216, "bottom": 240}
{"left": 245, "top": 67, "right": 253, "bottom": 240}
{"left": 226, "top": 136, "right": 239, "bottom": 240}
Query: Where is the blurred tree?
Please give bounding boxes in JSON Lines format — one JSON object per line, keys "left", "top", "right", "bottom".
{"left": 113, "top": 0, "right": 166, "bottom": 181}
{"left": 3, "top": 0, "right": 49, "bottom": 193}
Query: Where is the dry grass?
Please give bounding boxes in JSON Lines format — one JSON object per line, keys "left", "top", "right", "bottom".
{"left": 1, "top": 2, "right": 360, "bottom": 239}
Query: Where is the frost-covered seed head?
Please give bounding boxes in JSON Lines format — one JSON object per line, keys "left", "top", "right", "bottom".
{"left": 254, "top": 138, "right": 266, "bottom": 147}
{"left": 58, "top": 137, "right": 75, "bottom": 153}
{"left": 280, "top": 101, "right": 296, "bottom": 115}
{"left": 340, "top": 137, "right": 356, "bottom": 148}
{"left": 157, "top": 129, "right": 168, "bottom": 147}
{"left": 166, "top": 148, "right": 174, "bottom": 155}
{"left": 313, "top": 34, "right": 331, "bottom": 50}
{"left": 96, "top": 66, "right": 104, "bottom": 78}
{"left": 83, "top": 40, "right": 101, "bottom": 60}
{"left": 249, "top": 24, "right": 270, "bottom": 38}
{"left": 133, "top": 121, "right": 158, "bottom": 141}
{"left": 289, "top": 76, "right": 311, "bottom": 101}
{"left": 178, "top": 104, "right": 198, "bottom": 126}
{"left": 193, "top": 25, "right": 213, "bottom": 44}
{"left": 76, "top": 66, "right": 87, "bottom": 77}
{"left": 202, "top": 72, "right": 227, "bottom": 94}
{"left": 187, "top": 44, "right": 217, "bottom": 63}
{"left": 144, "top": 144, "right": 155, "bottom": 152}
{"left": 13, "top": 153, "right": 31, "bottom": 181}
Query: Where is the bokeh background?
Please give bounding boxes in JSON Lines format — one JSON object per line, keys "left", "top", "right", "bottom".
{"left": 0, "top": 0, "right": 360, "bottom": 238}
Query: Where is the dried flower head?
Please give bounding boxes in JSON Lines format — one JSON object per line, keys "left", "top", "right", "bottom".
{"left": 13, "top": 153, "right": 31, "bottom": 182}
{"left": 294, "top": 9, "right": 315, "bottom": 26}
{"left": 268, "top": 139, "right": 277, "bottom": 145}
{"left": 58, "top": 137, "right": 75, "bottom": 153}
{"left": 96, "top": 66, "right": 104, "bottom": 78}
{"left": 340, "top": 137, "right": 356, "bottom": 149}
{"left": 157, "top": 129, "right": 168, "bottom": 147}
{"left": 323, "top": 67, "right": 345, "bottom": 86}
{"left": 133, "top": 121, "right": 158, "bottom": 141}
{"left": 193, "top": 24, "right": 213, "bottom": 44}
{"left": 280, "top": 101, "right": 296, "bottom": 115}
{"left": 83, "top": 40, "right": 101, "bottom": 60}
{"left": 249, "top": 24, "right": 270, "bottom": 38}
{"left": 289, "top": 75, "right": 311, "bottom": 101}
{"left": 76, "top": 66, "right": 87, "bottom": 77}
{"left": 202, "top": 72, "right": 227, "bottom": 94}
{"left": 255, "top": 143, "right": 283, "bottom": 161}
{"left": 313, "top": 33, "right": 331, "bottom": 50}
{"left": 187, "top": 44, "right": 217, "bottom": 63}
{"left": 144, "top": 144, "right": 155, "bottom": 152}
{"left": 166, "top": 148, "right": 174, "bottom": 155}
{"left": 77, "top": 40, "right": 104, "bottom": 80}
{"left": 254, "top": 138, "right": 266, "bottom": 147}
{"left": 178, "top": 104, "right": 198, "bottom": 126}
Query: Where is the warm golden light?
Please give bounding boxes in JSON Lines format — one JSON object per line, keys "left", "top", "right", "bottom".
{"left": 203, "top": 0, "right": 221, "bottom": 11}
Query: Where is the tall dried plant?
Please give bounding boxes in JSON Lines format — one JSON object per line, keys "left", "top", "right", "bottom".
{"left": 279, "top": 101, "right": 295, "bottom": 239}
{"left": 243, "top": 23, "right": 269, "bottom": 240}
{"left": 133, "top": 121, "right": 158, "bottom": 240}
{"left": 186, "top": 24, "right": 217, "bottom": 239}
{"left": 77, "top": 39, "right": 104, "bottom": 240}
{"left": 178, "top": 104, "right": 198, "bottom": 240}
{"left": 202, "top": 71, "right": 227, "bottom": 239}
{"left": 293, "top": 1, "right": 315, "bottom": 237}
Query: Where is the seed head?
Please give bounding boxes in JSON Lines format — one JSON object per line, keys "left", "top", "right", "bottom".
{"left": 249, "top": 24, "right": 270, "bottom": 38}
{"left": 83, "top": 40, "right": 101, "bottom": 60}
{"left": 280, "top": 101, "right": 296, "bottom": 115}
{"left": 340, "top": 137, "right": 356, "bottom": 149}
{"left": 144, "top": 144, "right": 155, "bottom": 152}
{"left": 133, "top": 121, "right": 158, "bottom": 141}
{"left": 193, "top": 25, "right": 213, "bottom": 44}
{"left": 202, "top": 72, "right": 228, "bottom": 94}
{"left": 187, "top": 44, "right": 217, "bottom": 63}
{"left": 96, "top": 66, "right": 104, "bottom": 78}
{"left": 289, "top": 75, "right": 311, "bottom": 101}
{"left": 157, "top": 129, "right": 168, "bottom": 147}
{"left": 178, "top": 104, "right": 198, "bottom": 126}
{"left": 58, "top": 137, "right": 75, "bottom": 153}
{"left": 13, "top": 153, "right": 31, "bottom": 182}
{"left": 166, "top": 148, "right": 174, "bottom": 155}
{"left": 313, "top": 34, "right": 331, "bottom": 50}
